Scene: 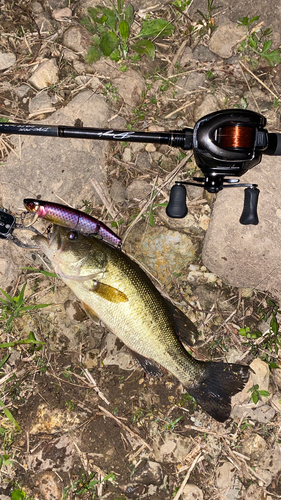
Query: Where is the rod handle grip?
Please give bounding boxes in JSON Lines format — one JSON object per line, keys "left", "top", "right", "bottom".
{"left": 239, "top": 186, "right": 260, "bottom": 225}
{"left": 166, "top": 184, "right": 188, "bottom": 219}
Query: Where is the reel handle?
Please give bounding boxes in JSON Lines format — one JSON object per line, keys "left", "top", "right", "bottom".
{"left": 239, "top": 186, "right": 260, "bottom": 225}
{"left": 166, "top": 184, "right": 188, "bottom": 218}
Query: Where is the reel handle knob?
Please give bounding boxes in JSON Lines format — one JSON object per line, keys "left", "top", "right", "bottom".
{"left": 166, "top": 184, "right": 188, "bottom": 218}
{"left": 239, "top": 186, "right": 260, "bottom": 225}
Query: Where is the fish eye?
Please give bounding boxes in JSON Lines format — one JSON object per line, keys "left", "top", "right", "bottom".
{"left": 68, "top": 231, "right": 78, "bottom": 240}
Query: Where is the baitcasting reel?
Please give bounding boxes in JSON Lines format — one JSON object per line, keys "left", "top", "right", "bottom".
{"left": 166, "top": 109, "right": 281, "bottom": 225}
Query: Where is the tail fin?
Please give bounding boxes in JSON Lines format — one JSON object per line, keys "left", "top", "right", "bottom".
{"left": 188, "top": 362, "right": 250, "bottom": 422}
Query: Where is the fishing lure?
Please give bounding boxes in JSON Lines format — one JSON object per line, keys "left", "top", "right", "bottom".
{"left": 23, "top": 199, "right": 122, "bottom": 249}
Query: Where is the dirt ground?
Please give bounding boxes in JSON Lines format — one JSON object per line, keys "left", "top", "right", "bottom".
{"left": 1, "top": 1, "right": 281, "bottom": 500}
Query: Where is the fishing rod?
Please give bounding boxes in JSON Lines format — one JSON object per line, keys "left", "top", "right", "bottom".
{"left": 1, "top": 109, "right": 281, "bottom": 225}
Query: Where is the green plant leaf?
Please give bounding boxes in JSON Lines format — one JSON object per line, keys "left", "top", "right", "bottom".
{"left": 137, "top": 19, "right": 174, "bottom": 38}
{"left": 100, "top": 31, "right": 119, "bottom": 56}
{"left": 103, "top": 7, "right": 117, "bottom": 30}
{"left": 262, "top": 39, "right": 272, "bottom": 53}
{"left": 270, "top": 315, "right": 279, "bottom": 335}
{"left": 88, "top": 7, "right": 107, "bottom": 24}
{"left": 131, "top": 40, "right": 155, "bottom": 59}
{"left": 11, "top": 490, "right": 26, "bottom": 500}
{"left": 0, "top": 288, "right": 14, "bottom": 304}
{"left": 21, "top": 267, "right": 57, "bottom": 277}
{"left": 252, "top": 393, "right": 259, "bottom": 404}
{"left": 80, "top": 16, "right": 95, "bottom": 33}
{"left": 258, "top": 390, "right": 270, "bottom": 397}
{"left": 119, "top": 20, "right": 129, "bottom": 41}
{"left": 117, "top": 0, "right": 124, "bottom": 14}
{"left": 0, "top": 353, "right": 10, "bottom": 369}
{"left": 263, "top": 50, "right": 281, "bottom": 66}
{"left": 124, "top": 3, "right": 134, "bottom": 27}
{"left": 110, "top": 48, "right": 121, "bottom": 61}
{"left": 0, "top": 400, "right": 21, "bottom": 431}
{"left": 85, "top": 46, "right": 101, "bottom": 63}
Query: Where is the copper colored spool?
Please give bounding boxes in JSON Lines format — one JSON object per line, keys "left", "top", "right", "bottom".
{"left": 218, "top": 125, "right": 254, "bottom": 149}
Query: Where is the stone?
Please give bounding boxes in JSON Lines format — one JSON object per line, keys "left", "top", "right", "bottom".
{"left": 52, "top": 7, "right": 72, "bottom": 20}
{"left": 182, "top": 484, "right": 203, "bottom": 500}
{"left": 135, "top": 151, "right": 151, "bottom": 169}
{"left": 157, "top": 209, "right": 205, "bottom": 237}
{"left": 241, "top": 433, "right": 267, "bottom": 461}
{"left": 193, "top": 45, "right": 220, "bottom": 62}
{"left": 31, "top": 1, "right": 43, "bottom": 14}
{"left": 13, "top": 84, "right": 30, "bottom": 98}
{"left": 209, "top": 22, "right": 247, "bottom": 58}
{"left": 202, "top": 155, "right": 281, "bottom": 304}
{"left": 30, "top": 403, "right": 85, "bottom": 434}
{"left": 136, "top": 226, "right": 198, "bottom": 284}
{"left": 122, "top": 147, "right": 132, "bottom": 163}
{"left": 216, "top": 462, "right": 244, "bottom": 499}
{"left": 126, "top": 179, "right": 151, "bottom": 200}
{"left": 112, "top": 69, "right": 145, "bottom": 107}
{"left": 176, "top": 72, "right": 205, "bottom": 97}
{"left": 35, "top": 471, "right": 62, "bottom": 500}
{"left": 180, "top": 46, "right": 195, "bottom": 66}
{"left": 0, "top": 52, "right": 16, "bottom": 70}
{"left": 194, "top": 94, "right": 219, "bottom": 122}
{"left": 28, "top": 91, "right": 54, "bottom": 115}
{"left": 244, "top": 484, "right": 273, "bottom": 500}
{"left": 28, "top": 58, "right": 59, "bottom": 89}
{"left": 110, "top": 180, "right": 126, "bottom": 203}
{"left": 131, "top": 461, "right": 163, "bottom": 485}
{"left": 153, "top": 432, "right": 191, "bottom": 463}
{"left": 250, "top": 359, "right": 270, "bottom": 395}
{"left": 63, "top": 26, "right": 92, "bottom": 56}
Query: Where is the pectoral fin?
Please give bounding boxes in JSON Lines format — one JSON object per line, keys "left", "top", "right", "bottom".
{"left": 90, "top": 280, "right": 128, "bottom": 303}
{"left": 164, "top": 299, "right": 199, "bottom": 346}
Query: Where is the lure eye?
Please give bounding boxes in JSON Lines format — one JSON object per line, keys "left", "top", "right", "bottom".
{"left": 26, "top": 202, "right": 37, "bottom": 211}
{"left": 68, "top": 231, "right": 78, "bottom": 240}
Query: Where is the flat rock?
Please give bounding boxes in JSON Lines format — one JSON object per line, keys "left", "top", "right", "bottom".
{"left": 0, "top": 91, "right": 111, "bottom": 290}
{"left": 216, "top": 461, "right": 244, "bottom": 499}
{"left": 182, "top": 484, "right": 203, "bottom": 500}
{"left": 202, "top": 155, "right": 281, "bottom": 304}
{"left": 112, "top": 69, "right": 146, "bottom": 107}
{"left": 209, "top": 22, "right": 247, "bottom": 58}
{"left": 0, "top": 52, "right": 16, "bottom": 70}
{"left": 28, "top": 58, "right": 59, "bottom": 89}
{"left": 194, "top": 94, "right": 219, "bottom": 122}
{"left": 176, "top": 72, "right": 205, "bottom": 97}
{"left": 63, "top": 26, "right": 92, "bottom": 56}
{"left": 153, "top": 432, "right": 191, "bottom": 463}
{"left": 28, "top": 91, "right": 54, "bottom": 115}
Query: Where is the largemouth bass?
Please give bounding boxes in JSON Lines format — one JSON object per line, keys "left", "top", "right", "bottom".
{"left": 35, "top": 226, "right": 249, "bottom": 422}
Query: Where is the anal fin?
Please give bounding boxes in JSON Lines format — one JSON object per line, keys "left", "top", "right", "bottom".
{"left": 131, "top": 350, "right": 163, "bottom": 378}
{"left": 164, "top": 299, "right": 199, "bottom": 346}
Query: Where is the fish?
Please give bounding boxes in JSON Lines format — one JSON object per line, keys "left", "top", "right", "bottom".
{"left": 23, "top": 198, "right": 122, "bottom": 249}
{"left": 34, "top": 225, "right": 250, "bottom": 422}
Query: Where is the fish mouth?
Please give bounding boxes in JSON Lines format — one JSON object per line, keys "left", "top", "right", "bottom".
{"left": 33, "top": 225, "right": 65, "bottom": 255}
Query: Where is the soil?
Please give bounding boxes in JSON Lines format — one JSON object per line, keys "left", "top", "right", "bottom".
{"left": 1, "top": 1, "right": 281, "bottom": 500}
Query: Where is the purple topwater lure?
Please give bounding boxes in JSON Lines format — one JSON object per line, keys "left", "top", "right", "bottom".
{"left": 24, "top": 199, "right": 122, "bottom": 249}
